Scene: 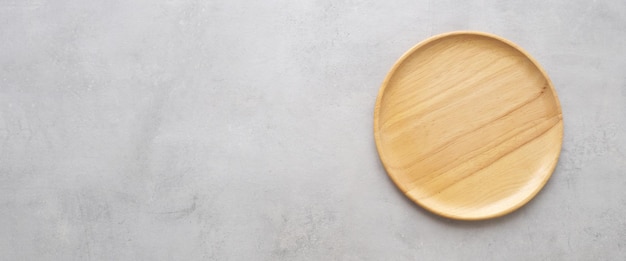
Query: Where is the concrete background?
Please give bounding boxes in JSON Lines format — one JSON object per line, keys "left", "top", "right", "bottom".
{"left": 1, "top": 0, "right": 625, "bottom": 260}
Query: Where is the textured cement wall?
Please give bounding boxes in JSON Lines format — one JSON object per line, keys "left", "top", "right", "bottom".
{"left": 1, "top": 0, "right": 625, "bottom": 260}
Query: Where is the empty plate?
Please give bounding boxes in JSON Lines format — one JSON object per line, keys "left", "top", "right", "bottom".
{"left": 374, "top": 31, "right": 563, "bottom": 220}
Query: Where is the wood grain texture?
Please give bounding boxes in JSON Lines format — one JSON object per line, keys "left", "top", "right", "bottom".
{"left": 374, "top": 31, "right": 563, "bottom": 220}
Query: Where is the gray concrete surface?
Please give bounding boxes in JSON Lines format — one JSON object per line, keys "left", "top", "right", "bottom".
{"left": 1, "top": 0, "right": 625, "bottom": 260}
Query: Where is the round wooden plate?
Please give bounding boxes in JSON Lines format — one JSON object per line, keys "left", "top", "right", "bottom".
{"left": 374, "top": 31, "right": 563, "bottom": 220}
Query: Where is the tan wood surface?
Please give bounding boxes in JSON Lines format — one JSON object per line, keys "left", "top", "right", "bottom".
{"left": 374, "top": 31, "right": 563, "bottom": 220}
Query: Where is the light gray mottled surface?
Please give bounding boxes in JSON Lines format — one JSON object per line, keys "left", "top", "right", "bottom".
{"left": 1, "top": 0, "right": 625, "bottom": 260}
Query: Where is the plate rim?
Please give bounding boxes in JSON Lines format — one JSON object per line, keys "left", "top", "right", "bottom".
{"left": 373, "top": 31, "right": 564, "bottom": 220}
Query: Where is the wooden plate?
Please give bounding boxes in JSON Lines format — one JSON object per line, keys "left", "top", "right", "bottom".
{"left": 374, "top": 31, "right": 563, "bottom": 220}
